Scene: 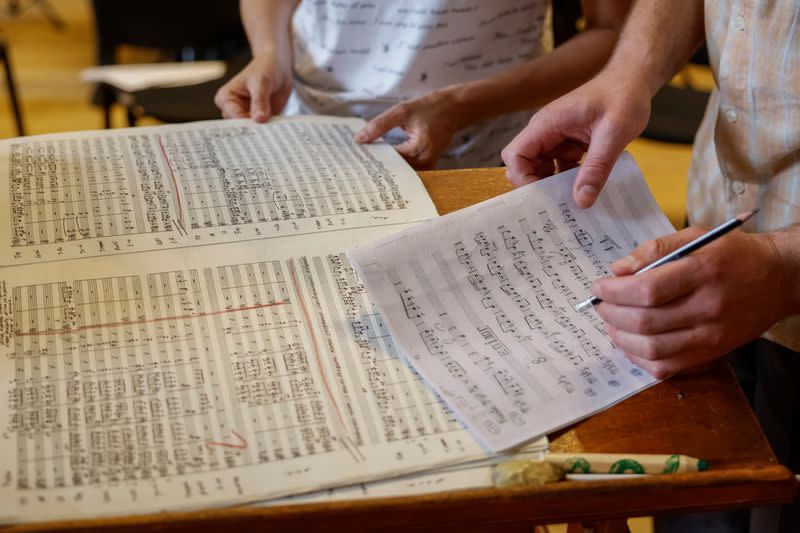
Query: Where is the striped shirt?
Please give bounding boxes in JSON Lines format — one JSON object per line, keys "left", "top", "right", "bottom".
{"left": 687, "top": 1, "right": 800, "bottom": 351}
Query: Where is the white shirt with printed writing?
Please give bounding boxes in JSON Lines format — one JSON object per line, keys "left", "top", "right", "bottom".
{"left": 283, "top": 0, "right": 548, "bottom": 169}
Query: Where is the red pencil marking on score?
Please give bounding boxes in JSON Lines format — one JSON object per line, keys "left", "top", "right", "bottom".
{"left": 205, "top": 429, "right": 247, "bottom": 451}
{"left": 14, "top": 300, "right": 286, "bottom": 337}
{"left": 288, "top": 259, "right": 349, "bottom": 432}
{"left": 157, "top": 134, "right": 185, "bottom": 226}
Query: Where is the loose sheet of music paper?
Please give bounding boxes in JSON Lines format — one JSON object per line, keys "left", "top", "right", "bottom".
{"left": 0, "top": 227, "right": 518, "bottom": 523}
{"left": 348, "top": 153, "right": 676, "bottom": 451}
{"left": 0, "top": 116, "right": 436, "bottom": 265}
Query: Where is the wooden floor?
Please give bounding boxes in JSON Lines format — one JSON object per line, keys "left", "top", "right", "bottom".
{"left": 0, "top": 2, "right": 708, "bottom": 530}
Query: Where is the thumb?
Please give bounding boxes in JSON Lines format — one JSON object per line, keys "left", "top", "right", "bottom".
{"left": 610, "top": 226, "right": 706, "bottom": 275}
{"left": 353, "top": 105, "right": 407, "bottom": 143}
{"left": 572, "top": 120, "right": 627, "bottom": 208}
{"left": 247, "top": 76, "right": 272, "bottom": 123}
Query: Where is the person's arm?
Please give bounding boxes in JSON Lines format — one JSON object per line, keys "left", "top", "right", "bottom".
{"left": 604, "top": 0, "right": 705, "bottom": 97}
{"left": 214, "top": 0, "right": 299, "bottom": 121}
{"left": 429, "top": 0, "right": 634, "bottom": 127}
{"left": 499, "top": 0, "right": 800, "bottom": 380}
{"left": 354, "top": 0, "right": 633, "bottom": 169}
{"left": 501, "top": 0, "right": 704, "bottom": 206}
{"left": 240, "top": 0, "right": 298, "bottom": 57}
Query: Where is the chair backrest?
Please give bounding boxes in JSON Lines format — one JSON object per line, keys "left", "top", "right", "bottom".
{"left": 551, "top": 0, "right": 582, "bottom": 47}
{"left": 91, "top": 0, "right": 246, "bottom": 65}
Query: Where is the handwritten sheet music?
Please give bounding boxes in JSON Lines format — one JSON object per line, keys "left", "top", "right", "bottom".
{"left": 0, "top": 227, "right": 505, "bottom": 523}
{"left": 0, "top": 116, "right": 436, "bottom": 266}
{"left": 348, "top": 153, "right": 676, "bottom": 451}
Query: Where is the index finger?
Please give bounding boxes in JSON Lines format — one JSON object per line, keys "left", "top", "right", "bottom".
{"left": 220, "top": 98, "right": 249, "bottom": 119}
{"left": 593, "top": 255, "right": 705, "bottom": 307}
{"left": 354, "top": 105, "right": 408, "bottom": 143}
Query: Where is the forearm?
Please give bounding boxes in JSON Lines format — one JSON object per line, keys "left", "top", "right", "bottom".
{"left": 605, "top": 0, "right": 704, "bottom": 97}
{"left": 767, "top": 224, "right": 800, "bottom": 316}
{"left": 434, "top": 0, "right": 633, "bottom": 129}
{"left": 440, "top": 27, "right": 620, "bottom": 128}
{"left": 240, "top": 0, "right": 299, "bottom": 56}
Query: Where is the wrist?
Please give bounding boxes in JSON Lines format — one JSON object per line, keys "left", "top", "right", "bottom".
{"left": 251, "top": 38, "right": 288, "bottom": 58}
{"left": 434, "top": 84, "right": 477, "bottom": 131}
{"left": 440, "top": 81, "right": 502, "bottom": 131}
{"left": 597, "top": 59, "right": 659, "bottom": 100}
{"left": 765, "top": 227, "right": 800, "bottom": 315}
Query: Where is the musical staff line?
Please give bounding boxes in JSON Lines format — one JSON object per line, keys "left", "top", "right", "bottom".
{"left": 14, "top": 300, "right": 287, "bottom": 337}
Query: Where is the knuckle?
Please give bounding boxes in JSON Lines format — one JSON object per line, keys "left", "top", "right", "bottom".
{"left": 640, "top": 337, "right": 660, "bottom": 360}
{"left": 637, "top": 239, "right": 659, "bottom": 261}
{"left": 602, "top": 112, "right": 629, "bottom": 132}
{"left": 500, "top": 146, "right": 513, "bottom": 164}
{"left": 704, "top": 295, "right": 725, "bottom": 321}
{"left": 213, "top": 90, "right": 224, "bottom": 106}
{"left": 705, "top": 326, "right": 725, "bottom": 349}
{"left": 394, "top": 103, "right": 411, "bottom": 118}
{"left": 638, "top": 281, "right": 659, "bottom": 306}
{"left": 650, "top": 237, "right": 668, "bottom": 258}
{"left": 580, "top": 156, "right": 613, "bottom": 178}
{"left": 631, "top": 311, "right": 652, "bottom": 334}
{"left": 698, "top": 254, "right": 723, "bottom": 280}
{"left": 649, "top": 364, "right": 671, "bottom": 380}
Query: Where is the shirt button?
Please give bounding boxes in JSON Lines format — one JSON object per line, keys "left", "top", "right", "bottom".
{"left": 725, "top": 107, "right": 738, "bottom": 123}
{"left": 735, "top": 14, "right": 745, "bottom": 30}
{"left": 732, "top": 181, "right": 746, "bottom": 195}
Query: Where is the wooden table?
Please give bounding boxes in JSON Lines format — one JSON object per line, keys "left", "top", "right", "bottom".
{"left": 5, "top": 168, "right": 796, "bottom": 533}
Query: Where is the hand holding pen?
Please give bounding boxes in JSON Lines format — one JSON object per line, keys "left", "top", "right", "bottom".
{"left": 579, "top": 209, "right": 799, "bottom": 379}
{"left": 575, "top": 210, "right": 758, "bottom": 312}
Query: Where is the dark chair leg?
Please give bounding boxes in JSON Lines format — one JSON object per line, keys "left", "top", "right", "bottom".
{"left": 103, "top": 103, "right": 112, "bottom": 129}
{"left": 0, "top": 39, "right": 26, "bottom": 136}
{"left": 126, "top": 106, "right": 137, "bottom": 127}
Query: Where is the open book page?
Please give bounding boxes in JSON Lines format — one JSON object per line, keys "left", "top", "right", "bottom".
{"left": 0, "top": 226, "right": 504, "bottom": 524}
{"left": 0, "top": 116, "right": 436, "bottom": 266}
{"left": 348, "top": 153, "right": 676, "bottom": 452}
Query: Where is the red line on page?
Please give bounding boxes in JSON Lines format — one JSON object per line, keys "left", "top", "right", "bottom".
{"left": 288, "top": 259, "right": 349, "bottom": 432}
{"left": 157, "top": 134, "right": 185, "bottom": 226}
{"left": 205, "top": 429, "right": 248, "bottom": 451}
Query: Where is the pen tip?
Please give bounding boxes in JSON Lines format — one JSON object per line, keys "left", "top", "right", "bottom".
{"left": 736, "top": 208, "right": 759, "bottom": 223}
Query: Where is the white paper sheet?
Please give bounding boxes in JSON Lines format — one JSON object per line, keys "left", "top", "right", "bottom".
{"left": 0, "top": 227, "right": 507, "bottom": 524}
{"left": 80, "top": 62, "right": 226, "bottom": 92}
{"left": 0, "top": 116, "right": 436, "bottom": 266}
{"left": 265, "top": 443, "right": 547, "bottom": 506}
{"left": 348, "top": 153, "right": 676, "bottom": 451}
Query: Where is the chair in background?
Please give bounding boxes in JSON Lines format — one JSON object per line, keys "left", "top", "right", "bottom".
{"left": 0, "top": 32, "right": 25, "bottom": 136}
{"left": 1, "top": 0, "right": 65, "bottom": 30}
{"left": 90, "top": 0, "right": 248, "bottom": 128}
{"left": 551, "top": 0, "right": 582, "bottom": 48}
{"left": 641, "top": 48, "right": 712, "bottom": 144}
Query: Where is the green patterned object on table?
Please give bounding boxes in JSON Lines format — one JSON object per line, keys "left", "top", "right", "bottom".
{"left": 662, "top": 454, "right": 681, "bottom": 473}
{"left": 609, "top": 458, "right": 646, "bottom": 474}
{"left": 563, "top": 457, "right": 592, "bottom": 473}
